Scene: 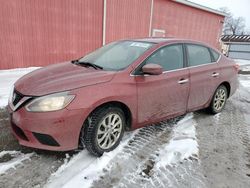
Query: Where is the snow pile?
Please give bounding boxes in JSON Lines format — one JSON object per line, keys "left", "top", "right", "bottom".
{"left": 46, "top": 131, "right": 138, "bottom": 188}
{"left": 155, "top": 113, "right": 198, "bottom": 168}
{"left": 0, "top": 151, "right": 33, "bottom": 174}
{"left": 0, "top": 67, "right": 39, "bottom": 107}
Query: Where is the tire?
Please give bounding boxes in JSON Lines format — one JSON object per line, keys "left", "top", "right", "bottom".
{"left": 209, "top": 85, "right": 228, "bottom": 114}
{"left": 81, "top": 106, "right": 125, "bottom": 156}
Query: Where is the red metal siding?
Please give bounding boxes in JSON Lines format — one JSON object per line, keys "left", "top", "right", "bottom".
{"left": 105, "top": 0, "right": 151, "bottom": 44}
{"left": 0, "top": 0, "right": 103, "bottom": 69}
{"left": 152, "top": 0, "right": 224, "bottom": 48}
{"left": 0, "top": 0, "right": 224, "bottom": 69}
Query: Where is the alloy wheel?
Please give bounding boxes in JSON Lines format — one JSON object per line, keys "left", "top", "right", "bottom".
{"left": 213, "top": 88, "right": 226, "bottom": 111}
{"left": 97, "top": 113, "right": 123, "bottom": 150}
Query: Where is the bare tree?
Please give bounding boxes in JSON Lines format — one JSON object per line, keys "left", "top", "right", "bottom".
{"left": 219, "top": 7, "right": 246, "bottom": 35}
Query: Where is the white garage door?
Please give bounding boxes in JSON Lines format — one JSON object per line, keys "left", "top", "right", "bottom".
{"left": 228, "top": 44, "right": 250, "bottom": 60}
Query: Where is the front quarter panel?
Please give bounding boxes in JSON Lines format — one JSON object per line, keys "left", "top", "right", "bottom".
{"left": 67, "top": 71, "right": 138, "bottom": 129}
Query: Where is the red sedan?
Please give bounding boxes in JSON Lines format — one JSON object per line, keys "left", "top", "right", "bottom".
{"left": 8, "top": 38, "right": 238, "bottom": 156}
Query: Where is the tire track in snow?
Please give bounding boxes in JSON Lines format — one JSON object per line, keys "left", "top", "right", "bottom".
{"left": 91, "top": 114, "right": 205, "bottom": 188}
{"left": 46, "top": 130, "right": 139, "bottom": 188}
{"left": 195, "top": 98, "right": 250, "bottom": 188}
{"left": 230, "top": 85, "right": 250, "bottom": 177}
{"left": 0, "top": 151, "right": 33, "bottom": 175}
{"left": 90, "top": 120, "right": 175, "bottom": 188}
{"left": 0, "top": 152, "right": 66, "bottom": 188}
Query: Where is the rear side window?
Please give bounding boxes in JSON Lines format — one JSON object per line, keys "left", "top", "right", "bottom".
{"left": 145, "top": 44, "right": 184, "bottom": 71}
{"left": 186, "top": 44, "right": 212, "bottom": 66}
{"left": 210, "top": 49, "right": 220, "bottom": 61}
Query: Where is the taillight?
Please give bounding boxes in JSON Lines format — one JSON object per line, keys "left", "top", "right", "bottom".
{"left": 233, "top": 64, "right": 240, "bottom": 73}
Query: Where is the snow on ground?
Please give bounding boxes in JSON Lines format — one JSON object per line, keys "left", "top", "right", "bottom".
{"left": 154, "top": 113, "right": 198, "bottom": 168}
{"left": 240, "top": 77, "right": 250, "bottom": 89}
{"left": 0, "top": 67, "right": 39, "bottom": 107}
{"left": 235, "top": 59, "right": 250, "bottom": 72}
{"left": 235, "top": 59, "right": 250, "bottom": 66}
{"left": 46, "top": 130, "right": 139, "bottom": 188}
{"left": 232, "top": 60, "right": 250, "bottom": 124}
{"left": 231, "top": 75, "right": 250, "bottom": 116}
{"left": 0, "top": 151, "right": 33, "bottom": 175}
{"left": 235, "top": 59, "right": 250, "bottom": 90}
{"left": 47, "top": 114, "right": 198, "bottom": 188}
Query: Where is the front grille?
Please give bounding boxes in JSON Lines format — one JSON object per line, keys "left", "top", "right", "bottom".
{"left": 11, "top": 90, "right": 33, "bottom": 111}
{"left": 13, "top": 90, "right": 24, "bottom": 106}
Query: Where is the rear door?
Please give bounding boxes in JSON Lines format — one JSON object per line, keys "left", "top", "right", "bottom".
{"left": 186, "top": 43, "right": 221, "bottom": 111}
{"left": 134, "top": 44, "right": 190, "bottom": 125}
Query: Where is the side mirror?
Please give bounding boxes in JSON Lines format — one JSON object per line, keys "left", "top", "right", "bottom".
{"left": 142, "top": 63, "right": 163, "bottom": 75}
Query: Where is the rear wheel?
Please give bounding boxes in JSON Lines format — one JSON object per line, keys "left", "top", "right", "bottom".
{"left": 81, "top": 106, "right": 125, "bottom": 156}
{"left": 209, "top": 85, "right": 228, "bottom": 114}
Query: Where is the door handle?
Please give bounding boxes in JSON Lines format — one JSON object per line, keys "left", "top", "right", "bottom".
{"left": 178, "top": 78, "right": 189, "bottom": 84}
{"left": 212, "top": 72, "right": 219, "bottom": 77}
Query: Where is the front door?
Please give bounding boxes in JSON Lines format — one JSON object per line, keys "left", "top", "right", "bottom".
{"left": 134, "top": 44, "right": 190, "bottom": 125}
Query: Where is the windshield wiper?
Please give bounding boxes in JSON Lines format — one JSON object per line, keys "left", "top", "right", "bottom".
{"left": 72, "top": 60, "right": 103, "bottom": 70}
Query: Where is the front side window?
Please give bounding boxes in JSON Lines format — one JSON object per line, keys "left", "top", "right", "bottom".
{"left": 187, "top": 44, "right": 212, "bottom": 66}
{"left": 79, "top": 41, "right": 154, "bottom": 71}
{"left": 144, "top": 44, "right": 184, "bottom": 71}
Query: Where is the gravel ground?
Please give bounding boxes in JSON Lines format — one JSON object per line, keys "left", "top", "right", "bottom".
{"left": 0, "top": 75, "right": 250, "bottom": 188}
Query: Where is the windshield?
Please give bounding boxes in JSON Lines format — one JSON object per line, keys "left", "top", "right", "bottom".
{"left": 79, "top": 41, "right": 154, "bottom": 70}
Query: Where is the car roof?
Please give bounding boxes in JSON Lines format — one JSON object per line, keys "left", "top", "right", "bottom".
{"left": 127, "top": 37, "right": 209, "bottom": 46}
{"left": 131, "top": 37, "right": 177, "bottom": 43}
{"left": 124, "top": 37, "right": 217, "bottom": 51}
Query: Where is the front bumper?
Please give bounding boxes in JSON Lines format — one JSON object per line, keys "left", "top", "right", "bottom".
{"left": 8, "top": 106, "right": 87, "bottom": 151}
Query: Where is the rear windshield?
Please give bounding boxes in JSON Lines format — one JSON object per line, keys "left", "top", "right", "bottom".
{"left": 79, "top": 41, "right": 154, "bottom": 70}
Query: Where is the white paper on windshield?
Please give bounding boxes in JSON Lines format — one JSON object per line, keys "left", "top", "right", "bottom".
{"left": 130, "top": 42, "right": 150, "bottom": 48}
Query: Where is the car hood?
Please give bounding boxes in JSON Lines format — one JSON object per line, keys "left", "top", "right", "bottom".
{"left": 15, "top": 62, "right": 116, "bottom": 96}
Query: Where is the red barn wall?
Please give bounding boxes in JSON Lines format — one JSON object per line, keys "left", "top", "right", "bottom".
{"left": 105, "top": 0, "right": 151, "bottom": 44}
{"left": 0, "top": 0, "right": 224, "bottom": 69}
{"left": 152, "top": 0, "right": 224, "bottom": 48}
{"left": 0, "top": 0, "right": 103, "bottom": 69}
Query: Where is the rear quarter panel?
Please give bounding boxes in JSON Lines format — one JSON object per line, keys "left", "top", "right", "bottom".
{"left": 218, "top": 56, "right": 238, "bottom": 97}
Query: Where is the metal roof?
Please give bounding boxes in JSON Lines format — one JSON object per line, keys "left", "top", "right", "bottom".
{"left": 221, "top": 35, "right": 250, "bottom": 43}
{"left": 173, "top": 0, "right": 227, "bottom": 17}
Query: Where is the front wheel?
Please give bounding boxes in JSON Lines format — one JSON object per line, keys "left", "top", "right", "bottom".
{"left": 82, "top": 106, "right": 125, "bottom": 156}
{"left": 209, "top": 85, "right": 228, "bottom": 114}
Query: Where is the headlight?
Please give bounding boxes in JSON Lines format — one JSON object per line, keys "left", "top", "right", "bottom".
{"left": 25, "top": 92, "right": 75, "bottom": 112}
